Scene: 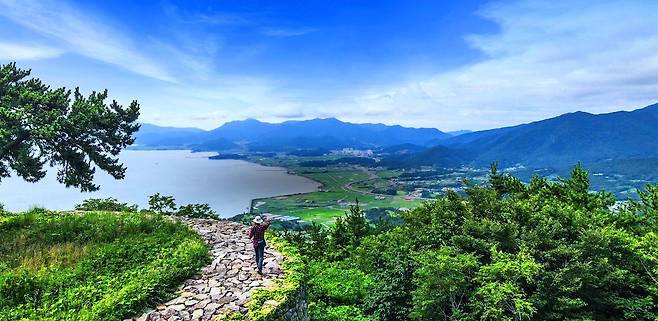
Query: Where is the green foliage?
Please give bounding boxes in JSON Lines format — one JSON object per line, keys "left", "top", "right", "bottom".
{"left": 148, "top": 193, "right": 176, "bottom": 215}
{"left": 470, "top": 249, "right": 540, "bottom": 321}
{"left": 74, "top": 198, "right": 138, "bottom": 212}
{"left": 309, "top": 303, "right": 373, "bottom": 321}
{"left": 0, "top": 209, "right": 208, "bottom": 320}
{"left": 308, "top": 261, "right": 373, "bottom": 305}
{"left": 288, "top": 165, "right": 658, "bottom": 321}
{"left": 279, "top": 222, "right": 329, "bottom": 259}
{"left": 411, "top": 247, "right": 479, "bottom": 320}
{"left": 0, "top": 62, "right": 140, "bottom": 191}
{"left": 328, "top": 201, "right": 372, "bottom": 260}
{"left": 176, "top": 203, "right": 217, "bottom": 219}
{"left": 364, "top": 250, "right": 415, "bottom": 321}
{"left": 147, "top": 194, "right": 217, "bottom": 218}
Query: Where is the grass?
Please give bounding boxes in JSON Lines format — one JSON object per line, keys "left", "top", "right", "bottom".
{"left": 0, "top": 208, "right": 209, "bottom": 321}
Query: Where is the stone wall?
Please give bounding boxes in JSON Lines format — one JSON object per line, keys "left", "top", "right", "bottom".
{"left": 247, "top": 236, "right": 310, "bottom": 321}
{"left": 267, "top": 285, "right": 309, "bottom": 321}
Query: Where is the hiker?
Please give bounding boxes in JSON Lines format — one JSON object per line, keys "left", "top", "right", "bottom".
{"left": 248, "top": 215, "right": 272, "bottom": 274}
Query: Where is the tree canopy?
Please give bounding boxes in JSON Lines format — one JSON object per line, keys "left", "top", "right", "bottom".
{"left": 285, "top": 165, "right": 658, "bottom": 321}
{"left": 0, "top": 62, "right": 140, "bottom": 191}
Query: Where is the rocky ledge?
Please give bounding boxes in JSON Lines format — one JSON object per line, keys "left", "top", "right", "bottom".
{"left": 126, "top": 218, "right": 285, "bottom": 321}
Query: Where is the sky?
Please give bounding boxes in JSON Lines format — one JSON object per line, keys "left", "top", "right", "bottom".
{"left": 2, "top": 0, "right": 658, "bottom": 131}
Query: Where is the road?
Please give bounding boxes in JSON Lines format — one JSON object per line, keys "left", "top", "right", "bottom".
{"left": 342, "top": 166, "right": 395, "bottom": 197}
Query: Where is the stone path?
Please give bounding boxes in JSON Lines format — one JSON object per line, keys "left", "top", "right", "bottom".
{"left": 127, "top": 218, "right": 285, "bottom": 321}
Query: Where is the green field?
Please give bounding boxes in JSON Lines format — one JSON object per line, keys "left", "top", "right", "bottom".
{"left": 251, "top": 163, "right": 424, "bottom": 225}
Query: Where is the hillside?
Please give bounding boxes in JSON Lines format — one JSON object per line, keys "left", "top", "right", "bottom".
{"left": 0, "top": 209, "right": 208, "bottom": 320}
{"left": 282, "top": 168, "right": 658, "bottom": 320}
{"left": 380, "top": 145, "right": 471, "bottom": 168}
{"left": 387, "top": 102, "right": 658, "bottom": 169}
{"left": 0, "top": 202, "right": 304, "bottom": 321}
{"left": 440, "top": 103, "right": 658, "bottom": 168}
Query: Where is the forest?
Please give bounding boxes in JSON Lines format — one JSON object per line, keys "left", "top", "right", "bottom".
{"left": 281, "top": 164, "right": 658, "bottom": 321}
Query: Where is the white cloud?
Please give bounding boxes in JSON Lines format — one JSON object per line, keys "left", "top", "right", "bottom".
{"left": 162, "top": 3, "right": 251, "bottom": 26}
{"left": 0, "top": 0, "right": 305, "bottom": 129}
{"left": 262, "top": 27, "right": 317, "bottom": 37}
{"left": 5, "top": 0, "right": 656, "bottom": 132}
{"left": 0, "top": 0, "right": 175, "bottom": 82}
{"left": 350, "top": 0, "right": 658, "bottom": 130}
{"left": 0, "top": 42, "right": 63, "bottom": 60}
{"left": 136, "top": 76, "right": 307, "bottom": 129}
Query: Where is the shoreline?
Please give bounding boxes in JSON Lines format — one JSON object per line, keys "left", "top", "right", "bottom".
{"left": 236, "top": 158, "right": 325, "bottom": 216}
{"left": 0, "top": 149, "right": 321, "bottom": 216}
{"left": 128, "top": 149, "right": 325, "bottom": 218}
{"left": 200, "top": 153, "right": 324, "bottom": 217}
{"left": 132, "top": 149, "right": 324, "bottom": 217}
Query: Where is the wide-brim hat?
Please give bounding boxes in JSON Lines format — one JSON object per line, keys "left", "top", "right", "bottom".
{"left": 253, "top": 216, "right": 264, "bottom": 224}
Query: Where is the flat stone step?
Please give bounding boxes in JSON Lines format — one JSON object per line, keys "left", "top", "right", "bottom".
{"left": 125, "top": 218, "right": 285, "bottom": 321}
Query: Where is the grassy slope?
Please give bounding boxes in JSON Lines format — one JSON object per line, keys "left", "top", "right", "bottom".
{"left": 0, "top": 209, "right": 208, "bottom": 321}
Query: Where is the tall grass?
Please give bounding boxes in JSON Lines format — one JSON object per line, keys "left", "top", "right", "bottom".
{"left": 0, "top": 209, "right": 209, "bottom": 321}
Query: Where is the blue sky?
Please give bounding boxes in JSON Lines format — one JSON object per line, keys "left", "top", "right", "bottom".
{"left": 2, "top": 0, "right": 658, "bottom": 131}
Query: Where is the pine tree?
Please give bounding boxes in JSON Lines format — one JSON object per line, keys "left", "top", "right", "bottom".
{"left": 0, "top": 63, "right": 140, "bottom": 191}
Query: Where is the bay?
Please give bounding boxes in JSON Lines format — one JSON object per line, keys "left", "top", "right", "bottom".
{"left": 0, "top": 150, "right": 319, "bottom": 217}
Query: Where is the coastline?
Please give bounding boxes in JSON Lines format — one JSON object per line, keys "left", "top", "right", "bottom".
{"left": 132, "top": 148, "right": 325, "bottom": 217}
{"left": 201, "top": 153, "right": 324, "bottom": 217}
{"left": 0, "top": 149, "right": 320, "bottom": 216}
{"left": 233, "top": 158, "right": 325, "bottom": 216}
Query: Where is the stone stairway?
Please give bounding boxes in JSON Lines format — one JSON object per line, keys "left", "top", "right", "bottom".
{"left": 127, "top": 218, "right": 285, "bottom": 321}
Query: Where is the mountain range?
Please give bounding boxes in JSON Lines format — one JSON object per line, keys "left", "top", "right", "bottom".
{"left": 436, "top": 102, "right": 658, "bottom": 168}
{"left": 134, "top": 102, "right": 658, "bottom": 170}
{"left": 134, "top": 118, "right": 450, "bottom": 151}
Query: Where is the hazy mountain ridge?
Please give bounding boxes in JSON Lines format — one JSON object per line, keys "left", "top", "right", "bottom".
{"left": 387, "top": 102, "right": 658, "bottom": 169}
{"left": 134, "top": 117, "right": 450, "bottom": 151}
{"left": 132, "top": 124, "right": 206, "bottom": 149}
{"left": 135, "top": 103, "right": 658, "bottom": 171}
{"left": 439, "top": 103, "right": 658, "bottom": 168}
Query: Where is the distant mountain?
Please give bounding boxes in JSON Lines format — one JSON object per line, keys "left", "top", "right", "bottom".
{"left": 206, "top": 118, "right": 276, "bottom": 142}
{"left": 133, "top": 124, "right": 205, "bottom": 149}
{"left": 134, "top": 118, "right": 450, "bottom": 151}
{"left": 380, "top": 145, "right": 471, "bottom": 168}
{"left": 439, "top": 103, "right": 658, "bottom": 168}
{"left": 136, "top": 103, "right": 658, "bottom": 170}
{"left": 382, "top": 102, "right": 658, "bottom": 169}
{"left": 446, "top": 130, "right": 473, "bottom": 136}
{"left": 192, "top": 138, "right": 238, "bottom": 152}
{"left": 207, "top": 118, "right": 450, "bottom": 150}
{"left": 377, "top": 143, "right": 428, "bottom": 155}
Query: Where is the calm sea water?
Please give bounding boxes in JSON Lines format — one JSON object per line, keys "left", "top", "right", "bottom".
{"left": 0, "top": 150, "right": 319, "bottom": 217}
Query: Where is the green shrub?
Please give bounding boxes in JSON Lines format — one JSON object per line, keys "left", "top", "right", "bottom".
{"left": 146, "top": 194, "right": 217, "bottom": 218}
{"left": 74, "top": 198, "right": 138, "bottom": 212}
{"left": 309, "top": 303, "right": 373, "bottom": 321}
{"left": 148, "top": 193, "right": 177, "bottom": 214}
{"left": 308, "top": 261, "right": 373, "bottom": 305}
{"left": 0, "top": 203, "right": 8, "bottom": 219}
{"left": 292, "top": 165, "right": 658, "bottom": 321}
{"left": 176, "top": 203, "right": 217, "bottom": 218}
